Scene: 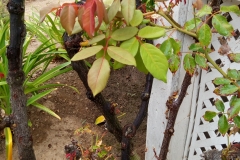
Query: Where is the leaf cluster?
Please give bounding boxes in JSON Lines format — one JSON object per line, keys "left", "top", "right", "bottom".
{"left": 40, "top": 0, "right": 240, "bottom": 136}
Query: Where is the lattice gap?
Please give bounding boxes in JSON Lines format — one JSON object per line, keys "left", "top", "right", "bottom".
{"left": 207, "top": 66, "right": 212, "bottom": 73}
{"left": 203, "top": 132, "right": 211, "bottom": 139}
{"left": 215, "top": 59, "right": 223, "bottom": 67}
{"left": 218, "top": 113, "right": 223, "bottom": 118}
{"left": 194, "top": 150, "right": 197, "bottom": 155}
{"left": 200, "top": 147, "right": 206, "bottom": 153}
{"left": 202, "top": 102, "right": 206, "bottom": 109}
{"left": 211, "top": 44, "right": 215, "bottom": 52}
{"left": 197, "top": 135, "right": 200, "bottom": 141}
{"left": 221, "top": 96, "right": 228, "bottom": 103}
{"left": 199, "top": 118, "right": 204, "bottom": 125}
{"left": 204, "top": 84, "right": 209, "bottom": 91}
{"left": 234, "top": 29, "right": 240, "bottom": 40}
{"left": 221, "top": 144, "right": 227, "bottom": 149}
{"left": 209, "top": 98, "right": 215, "bottom": 106}
{"left": 223, "top": 12, "right": 233, "bottom": 22}
{"left": 215, "top": 129, "right": 221, "bottom": 137}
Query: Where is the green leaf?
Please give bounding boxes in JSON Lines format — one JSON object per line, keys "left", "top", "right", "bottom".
{"left": 113, "top": 61, "right": 125, "bottom": 69}
{"left": 184, "top": 17, "right": 202, "bottom": 31}
{"left": 196, "top": 5, "right": 212, "bottom": 17}
{"left": 107, "top": 46, "right": 136, "bottom": 66}
{"left": 130, "top": 10, "right": 143, "bottom": 27}
{"left": 218, "top": 115, "right": 229, "bottom": 135}
{"left": 220, "top": 5, "right": 240, "bottom": 16}
{"left": 233, "top": 116, "right": 240, "bottom": 128}
{"left": 98, "top": 150, "right": 108, "bottom": 158}
{"left": 88, "top": 58, "right": 110, "bottom": 96}
{"left": 228, "top": 53, "right": 240, "bottom": 63}
{"left": 32, "top": 102, "right": 61, "bottom": 120}
{"left": 121, "top": 0, "right": 136, "bottom": 25}
{"left": 135, "top": 52, "right": 148, "bottom": 74}
{"left": 195, "top": 53, "right": 208, "bottom": 70}
{"left": 160, "top": 38, "right": 181, "bottom": 59}
{"left": 71, "top": 45, "right": 103, "bottom": 61}
{"left": 140, "top": 43, "right": 168, "bottom": 82}
{"left": 168, "top": 54, "right": 180, "bottom": 73}
{"left": 183, "top": 54, "right": 196, "bottom": 76}
{"left": 88, "top": 34, "right": 105, "bottom": 45}
{"left": 227, "top": 69, "right": 239, "bottom": 80}
{"left": 138, "top": 26, "right": 165, "bottom": 39}
{"left": 212, "top": 15, "right": 234, "bottom": 36}
{"left": 214, "top": 85, "right": 238, "bottom": 96}
{"left": 189, "top": 43, "right": 205, "bottom": 52}
{"left": 213, "top": 77, "right": 231, "bottom": 85}
{"left": 230, "top": 95, "right": 238, "bottom": 107}
{"left": 120, "top": 37, "right": 139, "bottom": 56}
{"left": 108, "top": 0, "right": 121, "bottom": 22}
{"left": 197, "top": 24, "right": 211, "bottom": 46}
{"left": 28, "top": 119, "right": 32, "bottom": 127}
{"left": 203, "top": 111, "right": 217, "bottom": 121}
{"left": 215, "top": 99, "right": 225, "bottom": 112}
{"left": 229, "top": 96, "right": 240, "bottom": 117}
{"left": 111, "top": 27, "right": 138, "bottom": 41}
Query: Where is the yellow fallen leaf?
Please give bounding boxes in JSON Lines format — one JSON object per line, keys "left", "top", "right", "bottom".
{"left": 95, "top": 115, "right": 106, "bottom": 125}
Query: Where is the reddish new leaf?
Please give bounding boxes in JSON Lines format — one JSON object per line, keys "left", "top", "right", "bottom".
{"left": 39, "top": 3, "right": 61, "bottom": 22}
{"left": 95, "top": 0, "right": 108, "bottom": 30}
{"left": 78, "top": 6, "right": 85, "bottom": 29}
{"left": 60, "top": 5, "right": 76, "bottom": 35}
{"left": 62, "top": 3, "right": 81, "bottom": 14}
{"left": 82, "top": 0, "right": 97, "bottom": 37}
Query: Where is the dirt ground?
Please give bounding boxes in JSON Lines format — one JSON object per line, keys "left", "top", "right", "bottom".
{"left": 0, "top": 0, "right": 147, "bottom": 159}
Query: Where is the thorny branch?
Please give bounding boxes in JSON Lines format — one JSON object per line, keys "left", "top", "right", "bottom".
{"left": 157, "top": 72, "right": 192, "bottom": 160}
{"left": 121, "top": 73, "right": 153, "bottom": 160}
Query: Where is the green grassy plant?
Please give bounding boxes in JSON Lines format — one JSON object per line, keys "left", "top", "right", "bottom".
{"left": 0, "top": 17, "right": 76, "bottom": 119}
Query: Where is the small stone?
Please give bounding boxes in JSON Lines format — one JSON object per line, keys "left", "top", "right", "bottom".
{"left": 31, "top": 73, "right": 37, "bottom": 78}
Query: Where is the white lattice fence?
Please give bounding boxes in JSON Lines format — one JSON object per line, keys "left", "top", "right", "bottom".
{"left": 187, "top": 0, "right": 240, "bottom": 159}
{"left": 146, "top": 0, "right": 240, "bottom": 159}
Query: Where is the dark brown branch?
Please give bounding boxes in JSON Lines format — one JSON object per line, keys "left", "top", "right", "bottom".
{"left": 62, "top": 32, "right": 122, "bottom": 142}
{"left": 6, "top": 0, "right": 36, "bottom": 159}
{"left": 121, "top": 73, "right": 153, "bottom": 160}
{"left": 158, "top": 72, "right": 192, "bottom": 160}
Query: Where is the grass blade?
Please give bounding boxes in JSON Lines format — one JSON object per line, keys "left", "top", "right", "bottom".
{"left": 31, "top": 102, "right": 61, "bottom": 120}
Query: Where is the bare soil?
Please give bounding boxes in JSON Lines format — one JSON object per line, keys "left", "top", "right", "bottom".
{"left": 0, "top": 0, "right": 147, "bottom": 159}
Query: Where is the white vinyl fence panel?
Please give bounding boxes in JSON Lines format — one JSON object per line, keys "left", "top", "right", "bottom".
{"left": 146, "top": 0, "right": 240, "bottom": 159}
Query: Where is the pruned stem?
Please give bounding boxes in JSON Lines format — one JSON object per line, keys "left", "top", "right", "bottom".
{"left": 158, "top": 72, "right": 192, "bottom": 160}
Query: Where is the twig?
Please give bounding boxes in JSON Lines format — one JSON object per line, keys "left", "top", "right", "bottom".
{"left": 157, "top": 11, "right": 197, "bottom": 38}
{"left": 121, "top": 73, "right": 154, "bottom": 160}
{"left": 158, "top": 72, "right": 192, "bottom": 160}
